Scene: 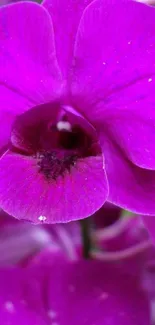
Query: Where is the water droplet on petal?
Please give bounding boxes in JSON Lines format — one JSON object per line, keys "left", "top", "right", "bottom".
{"left": 38, "top": 215, "right": 47, "bottom": 222}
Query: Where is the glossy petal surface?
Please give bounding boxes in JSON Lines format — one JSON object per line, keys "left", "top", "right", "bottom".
{"left": 71, "top": 0, "right": 155, "bottom": 169}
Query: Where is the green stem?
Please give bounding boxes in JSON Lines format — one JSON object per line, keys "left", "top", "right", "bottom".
{"left": 80, "top": 218, "right": 91, "bottom": 259}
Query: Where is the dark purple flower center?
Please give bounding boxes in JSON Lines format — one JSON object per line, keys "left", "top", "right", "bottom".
{"left": 11, "top": 102, "right": 101, "bottom": 180}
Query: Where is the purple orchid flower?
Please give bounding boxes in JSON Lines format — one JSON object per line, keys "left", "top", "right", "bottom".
{"left": 0, "top": 213, "right": 153, "bottom": 325}
{"left": 1, "top": 0, "right": 155, "bottom": 224}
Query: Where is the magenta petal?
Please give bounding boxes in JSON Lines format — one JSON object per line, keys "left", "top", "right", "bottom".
{"left": 0, "top": 151, "right": 108, "bottom": 223}
{"left": 102, "top": 136, "right": 155, "bottom": 215}
{"left": 0, "top": 110, "right": 15, "bottom": 153}
{"left": 0, "top": 268, "right": 47, "bottom": 325}
{"left": 101, "top": 106, "right": 155, "bottom": 169}
{"left": 0, "top": 256, "right": 149, "bottom": 325}
{"left": 42, "top": 0, "right": 93, "bottom": 77}
{"left": 142, "top": 216, "right": 155, "bottom": 242}
{"left": 71, "top": 0, "right": 155, "bottom": 113}
{"left": 71, "top": 0, "right": 155, "bottom": 169}
{"left": 101, "top": 216, "right": 149, "bottom": 251}
{"left": 0, "top": 2, "right": 62, "bottom": 115}
{"left": 0, "top": 221, "right": 51, "bottom": 266}
{"left": 0, "top": 2, "right": 62, "bottom": 155}
{"left": 41, "top": 257, "right": 150, "bottom": 325}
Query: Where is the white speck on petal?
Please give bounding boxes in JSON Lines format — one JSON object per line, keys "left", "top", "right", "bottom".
{"left": 99, "top": 292, "right": 109, "bottom": 300}
{"left": 57, "top": 121, "right": 71, "bottom": 131}
{"left": 48, "top": 310, "right": 57, "bottom": 319}
{"left": 148, "top": 78, "right": 153, "bottom": 82}
{"left": 116, "top": 60, "right": 119, "bottom": 64}
{"left": 102, "top": 62, "right": 106, "bottom": 65}
{"left": 128, "top": 41, "right": 131, "bottom": 45}
{"left": 38, "top": 216, "right": 47, "bottom": 222}
{"left": 4, "top": 301, "right": 15, "bottom": 313}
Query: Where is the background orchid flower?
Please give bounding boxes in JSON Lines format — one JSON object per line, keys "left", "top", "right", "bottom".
{"left": 91, "top": 214, "right": 154, "bottom": 275}
{"left": 0, "top": 211, "right": 153, "bottom": 325}
{"left": 0, "top": 209, "right": 51, "bottom": 266}
{"left": 0, "top": 255, "right": 150, "bottom": 325}
{"left": 1, "top": 0, "right": 155, "bottom": 224}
